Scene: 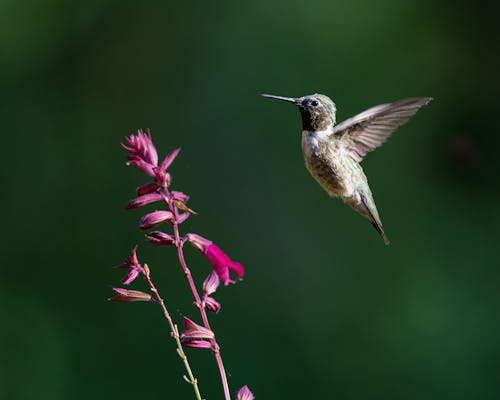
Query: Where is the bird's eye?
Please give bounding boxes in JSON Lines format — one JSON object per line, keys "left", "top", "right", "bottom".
{"left": 311, "top": 100, "right": 319, "bottom": 107}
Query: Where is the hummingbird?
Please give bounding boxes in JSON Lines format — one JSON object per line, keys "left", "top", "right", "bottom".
{"left": 262, "top": 93, "right": 432, "bottom": 245}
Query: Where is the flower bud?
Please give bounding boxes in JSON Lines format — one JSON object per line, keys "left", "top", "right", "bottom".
{"left": 108, "top": 287, "right": 151, "bottom": 302}
{"left": 204, "top": 296, "right": 221, "bottom": 313}
{"left": 160, "top": 147, "right": 181, "bottom": 171}
{"left": 125, "top": 159, "right": 154, "bottom": 176}
{"left": 181, "top": 339, "right": 213, "bottom": 350}
{"left": 146, "top": 231, "right": 175, "bottom": 246}
{"left": 122, "top": 129, "right": 158, "bottom": 165}
{"left": 121, "top": 268, "right": 140, "bottom": 285}
{"left": 236, "top": 386, "right": 254, "bottom": 400}
{"left": 115, "top": 246, "right": 139, "bottom": 269}
{"left": 140, "top": 210, "right": 173, "bottom": 229}
{"left": 171, "top": 191, "right": 189, "bottom": 202}
{"left": 136, "top": 182, "right": 160, "bottom": 196}
{"left": 202, "top": 270, "right": 220, "bottom": 296}
{"left": 176, "top": 212, "right": 190, "bottom": 224}
{"left": 126, "top": 193, "right": 163, "bottom": 210}
{"left": 180, "top": 317, "right": 214, "bottom": 339}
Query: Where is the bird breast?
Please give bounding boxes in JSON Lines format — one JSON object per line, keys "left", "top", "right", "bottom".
{"left": 302, "top": 130, "right": 347, "bottom": 197}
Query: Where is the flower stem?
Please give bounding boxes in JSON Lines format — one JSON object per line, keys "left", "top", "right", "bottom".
{"left": 142, "top": 265, "right": 203, "bottom": 400}
{"left": 164, "top": 189, "right": 232, "bottom": 400}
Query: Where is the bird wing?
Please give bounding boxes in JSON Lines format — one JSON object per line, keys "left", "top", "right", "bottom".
{"left": 331, "top": 97, "right": 432, "bottom": 162}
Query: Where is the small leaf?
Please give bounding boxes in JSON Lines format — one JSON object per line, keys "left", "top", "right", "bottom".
{"left": 173, "top": 200, "right": 198, "bottom": 215}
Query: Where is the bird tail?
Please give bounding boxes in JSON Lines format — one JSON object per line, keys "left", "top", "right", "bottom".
{"left": 347, "top": 192, "right": 391, "bottom": 245}
{"left": 371, "top": 221, "right": 390, "bottom": 245}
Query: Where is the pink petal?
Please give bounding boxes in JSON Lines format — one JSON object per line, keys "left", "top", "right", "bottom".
{"left": 205, "top": 244, "right": 233, "bottom": 285}
{"left": 228, "top": 261, "right": 244, "bottom": 279}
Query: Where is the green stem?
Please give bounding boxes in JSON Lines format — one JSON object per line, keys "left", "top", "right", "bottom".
{"left": 143, "top": 265, "right": 203, "bottom": 400}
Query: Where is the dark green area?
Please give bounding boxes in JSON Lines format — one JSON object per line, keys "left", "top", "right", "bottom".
{"left": 1, "top": 0, "right": 499, "bottom": 399}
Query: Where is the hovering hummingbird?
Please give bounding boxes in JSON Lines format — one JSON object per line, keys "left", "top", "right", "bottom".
{"left": 262, "top": 93, "right": 432, "bottom": 245}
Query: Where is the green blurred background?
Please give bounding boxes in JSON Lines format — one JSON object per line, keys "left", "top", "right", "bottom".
{"left": 2, "top": 0, "right": 499, "bottom": 399}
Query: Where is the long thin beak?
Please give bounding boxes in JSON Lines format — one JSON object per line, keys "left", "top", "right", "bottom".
{"left": 261, "top": 94, "right": 299, "bottom": 105}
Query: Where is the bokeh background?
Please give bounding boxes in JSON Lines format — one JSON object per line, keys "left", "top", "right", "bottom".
{"left": 2, "top": 0, "right": 499, "bottom": 399}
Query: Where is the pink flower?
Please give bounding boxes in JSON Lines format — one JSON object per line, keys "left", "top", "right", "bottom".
{"left": 186, "top": 234, "right": 244, "bottom": 286}
{"left": 206, "top": 244, "right": 244, "bottom": 285}
{"left": 236, "top": 386, "right": 254, "bottom": 400}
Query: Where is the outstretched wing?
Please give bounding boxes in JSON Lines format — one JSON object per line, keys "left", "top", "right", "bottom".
{"left": 331, "top": 97, "right": 432, "bottom": 162}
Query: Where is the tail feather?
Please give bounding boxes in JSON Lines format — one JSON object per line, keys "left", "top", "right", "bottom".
{"left": 371, "top": 221, "right": 390, "bottom": 245}
{"left": 344, "top": 191, "right": 390, "bottom": 245}
{"left": 359, "top": 195, "right": 390, "bottom": 245}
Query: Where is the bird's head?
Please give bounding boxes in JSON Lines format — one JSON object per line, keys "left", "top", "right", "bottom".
{"left": 262, "top": 93, "right": 336, "bottom": 131}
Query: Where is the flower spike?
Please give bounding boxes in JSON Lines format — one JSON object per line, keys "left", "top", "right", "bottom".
{"left": 116, "top": 131, "right": 248, "bottom": 400}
